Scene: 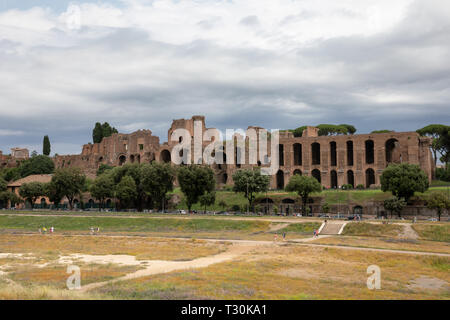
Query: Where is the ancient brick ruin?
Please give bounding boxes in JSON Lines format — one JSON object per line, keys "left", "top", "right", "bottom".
{"left": 52, "top": 116, "right": 434, "bottom": 189}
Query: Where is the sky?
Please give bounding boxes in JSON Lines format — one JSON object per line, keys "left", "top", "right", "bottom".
{"left": 0, "top": 0, "right": 449, "bottom": 155}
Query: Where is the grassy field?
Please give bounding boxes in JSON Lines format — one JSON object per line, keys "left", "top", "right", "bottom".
{"left": 0, "top": 215, "right": 271, "bottom": 233}
{"left": 278, "top": 222, "right": 321, "bottom": 234}
{"left": 92, "top": 245, "right": 450, "bottom": 300}
{"left": 342, "top": 222, "right": 404, "bottom": 237}
{"left": 412, "top": 224, "right": 450, "bottom": 242}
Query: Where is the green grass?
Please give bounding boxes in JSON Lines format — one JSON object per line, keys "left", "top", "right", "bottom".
{"left": 0, "top": 215, "right": 271, "bottom": 233}
{"left": 278, "top": 222, "right": 321, "bottom": 234}
{"left": 412, "top": 224, "right": 450, "bottom": 242}
{"left": 342, "top": 222, "right": 403, "bottom": 237}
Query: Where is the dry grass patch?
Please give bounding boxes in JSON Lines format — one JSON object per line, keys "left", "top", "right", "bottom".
{"left": 93, "top": 245, "right": 450, "bottom": 300}
{"left": 311, "top": 236, "right": 450, "bottom": 254}
{"left": 0, "top": 234, "right": 229, "bottom": 261}
{"left": 342, "top": 222, "right": 403, "bottom": 237}
{"left": 412, "top": 224, "right": 450, "bottom": 242}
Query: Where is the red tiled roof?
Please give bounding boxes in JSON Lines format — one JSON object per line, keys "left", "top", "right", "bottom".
{"left": 7, "top": 174, "right": 53, "bottom": 187}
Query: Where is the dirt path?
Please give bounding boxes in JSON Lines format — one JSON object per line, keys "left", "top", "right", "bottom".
{"left": 397, "top": 223, "right": 419, "bottom": 239}
{"left": 79, "top": 243, "right": 259, "bottom": 292}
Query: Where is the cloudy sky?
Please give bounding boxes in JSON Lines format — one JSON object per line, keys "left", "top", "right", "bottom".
{"left": 0, "top": 0, "right": 449, "bottom": 155}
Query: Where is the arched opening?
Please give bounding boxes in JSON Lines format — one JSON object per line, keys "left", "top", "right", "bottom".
{"left": 330, "top": 142, "right": 337, "bottom": 167}
{"left": 257, "top": 160, "right": 261, "bottom": 167}
{"left": 365, "top": 168, "right": 375, "bottom": 188}
{"left": 119, "top": 155, "right": 126, "bottom": 166}
{"left": 106, "top": 199, "right": 112, "bottom": 209}
{"left": 130, "top": 155, "right": 135, "bottom": 163}
{"left": 276, "top": 170, "right": 284, "bottom": 190}
{"left": 137, "top": 154, "right": 141, "bottom": 164}
{"left": 41, "top": 198, "right": 47, "bottom": 209}
{"left": 385, "top": 138, "right": 400, "bottom": 164}
{"left": 353, "top": 206, "right": 363, "bottom": 217}
{"left": 311, "top": 143, "right": 320, "bottom": 165}
{"left": 347, "top": 170, "right": 354, "bottom": 188}
{"left": 222, "top": 173, "right": 228, "bottom": 184}
{"left": 347, "top": 141, "right": 354, "bottom": 166}
{"left": 281, "top": 198, "right": 295, "bottom": 216}
{"left": 73, "top": 199, "right": 79, "bottom": 209}
{"left": 279, "top": 144, "right": 284, "bottom": 166}
{"left": 98, "top": 156, "right": 104, "bottom": 163}
{"left": 259, "top": 198, "right": 274, "bottom": 215}
{"left": 330, "top": 170, "right": 338, "bottom": 189}
{"left": 235, "top": 147, "right": 241, "bottom": 168}
{"left": 160, "top": 150, "right": 171, "bottom": 163}
{"left": 293, "top": 143, "right": 302, "bottom": 166}
{"left": 88, "top": 199, "right": 95, "bottom": 209}
{"left": 365, "top": 140, "right": 374, "bottom": 164}
{"left": 312, "top": 169, "right": 321, "bottom": 183}
{"left": 293, "top": 169, "right": 302, "bottom": 176}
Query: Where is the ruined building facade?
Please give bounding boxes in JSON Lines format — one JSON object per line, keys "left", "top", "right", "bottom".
{"left": 52, "top": 116, "right": 434, "bottom": 189}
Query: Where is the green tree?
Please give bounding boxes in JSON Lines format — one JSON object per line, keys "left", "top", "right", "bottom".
{"left": 19, "top": 155, "right": 55, "bottom": 178}
{"left": 177, "top": 165, "right": 215, "bottom": 212}
{"left": 97, "top": 164, "right": 114, "bottom": 176}
{"left": 199, "top": 192, "right": 216, "bottom": 214}
{"left": 339, "top": 124, "right": 357, "bottom": 134}
{"left": 110, "top": 163, "right": 146, "bottom": 211}
{"left": 93, "top": 122, "right": 118, "bottom": 144}
{"left": 90, "top": 174, "right": 114, "bottom": 210}
{"left": 0, "top": 191, "right": 21, "bottom": 209}
{"left": 0, "top": 167, "right": 21, "bottom": 182}
{"left": 51, "top": 168, "right": 86, "bottom": 210}
{"left": 93, "top": 122, "right": 103, "bottom": 143}
{"left": 45, "top": 181, "right": 65, "bottom": 209}
{"left": 426, "top": 192, "right": 450, "bottom": 221}
{"left": 141, "top": 162, "right": 175, "bottom": 211}
{"left": 285, "top": 175, "right": 322, "bottom": 215}
{"left": 293, "top": 126, "right": 308, "bottom": 137}
{"left": 43, "top": 135, "right": 51, "bottom": 156}
{"left": 380, "top": 164, "right": 429, "bottom": 203}
{"left": 417, "top": 124, "right": 450, "bottom": 166}
{"left": 317, "top": 124, "right": 348, "bottom": 136}
{"left": 218, "top": 199, "right": 227, "bottom": 211}
{"left": 115, "top": 176, "right": 137, "bottom": 209}
{"left": 19, "top": 182, "right": 45, "bottom": 208}
{"left": 0, "top": 177, "right": 7, "bottom": 192}
{"left": 232, "top": 169, "right": 270, "bottom": 213}
{"left": 383, "top": 196, "right": 407, "bottom": 218}
{"left": 371, "top": 130, "right": 393, "bottom": 134}
{"left": 321, "top": 202, "right": 330, "bottom": 213}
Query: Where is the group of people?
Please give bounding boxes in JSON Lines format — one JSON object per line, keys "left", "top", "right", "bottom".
{"left": 273, "top": 232, "right": 287, "bottom": 242}
{"left": 90, "top": 227, "right": 100, "bottom": 235}
{"left": 38, "top": 226, "right": 54, "bottom": 234}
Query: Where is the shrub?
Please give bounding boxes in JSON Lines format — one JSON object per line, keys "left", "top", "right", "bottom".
{"left": 356, "top": 184, "right": 365, "bottom": 190}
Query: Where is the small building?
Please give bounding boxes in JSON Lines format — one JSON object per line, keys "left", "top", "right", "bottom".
{"left": 7, "top": 174, "right": 52, "bottom": 209}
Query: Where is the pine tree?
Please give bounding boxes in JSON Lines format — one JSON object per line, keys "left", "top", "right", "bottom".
{"left": 43, "top": 135, "right": 51, "bottom": 156}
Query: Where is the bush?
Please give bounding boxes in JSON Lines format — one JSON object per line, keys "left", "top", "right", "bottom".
{"left": 435, "top": 167, "right": 450, "bottom": 182}
{"left": 356, "top": 184, "right": 365, "bottom": 190}
{"left": 342, "top": 184, "right": 353, "bottom": 190}
{"left": 231, "top": 204, "right": 240, "bottom": 212}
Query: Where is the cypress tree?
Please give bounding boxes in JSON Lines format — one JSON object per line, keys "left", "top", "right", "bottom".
{"left": 43, "top": 135, "right": 51, "bottom": 156}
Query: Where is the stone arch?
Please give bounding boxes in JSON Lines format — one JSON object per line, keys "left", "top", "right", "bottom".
{"left": 276, "top": 169, "right": 284, "bottom": 189}
{"left": 293, "top": 143, "right": 302, "bottom": 166}
{"left": 160, "top": 150, "right": 171, "bottom": 163}
{"left": 365, "top": 140, "right": 374, "bottom": 164}
{"left": 365, "top": 168, "right": 375, "bottom": 188}
{"left": 279, "top": 144, "right": 284, "bottom": 166}
{"left": 385, "top": 138, "right": 400, "bottom": 164}
{"left": 347, "top": 141, "right": 354, "bottom": 166}
{"left": 330, "top": 170, "right": 338, "bottom": 188}
{"left": 293, "top": 169, "right": 302, "bottom": 176}
{"left": 330, "top": 141, "right": 337, "bottom": 167}
{"left": 347, "top": 170, "right": 355, "bottom": 188}
{"left": 312, "top": 169, "right": 321, "bottom": 183}
{"left": 119, "top": 155, "right": 126, "bottom": 166}
{"left": 311, "top": 143, "right": 320, "bottom": 165}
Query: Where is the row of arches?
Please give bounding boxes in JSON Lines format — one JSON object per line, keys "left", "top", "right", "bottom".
{"left": 275, "top": 168, "right": 376, "bottom": 189}
{"left": 288, "top": 138, "right": 400, "bottom": 168}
